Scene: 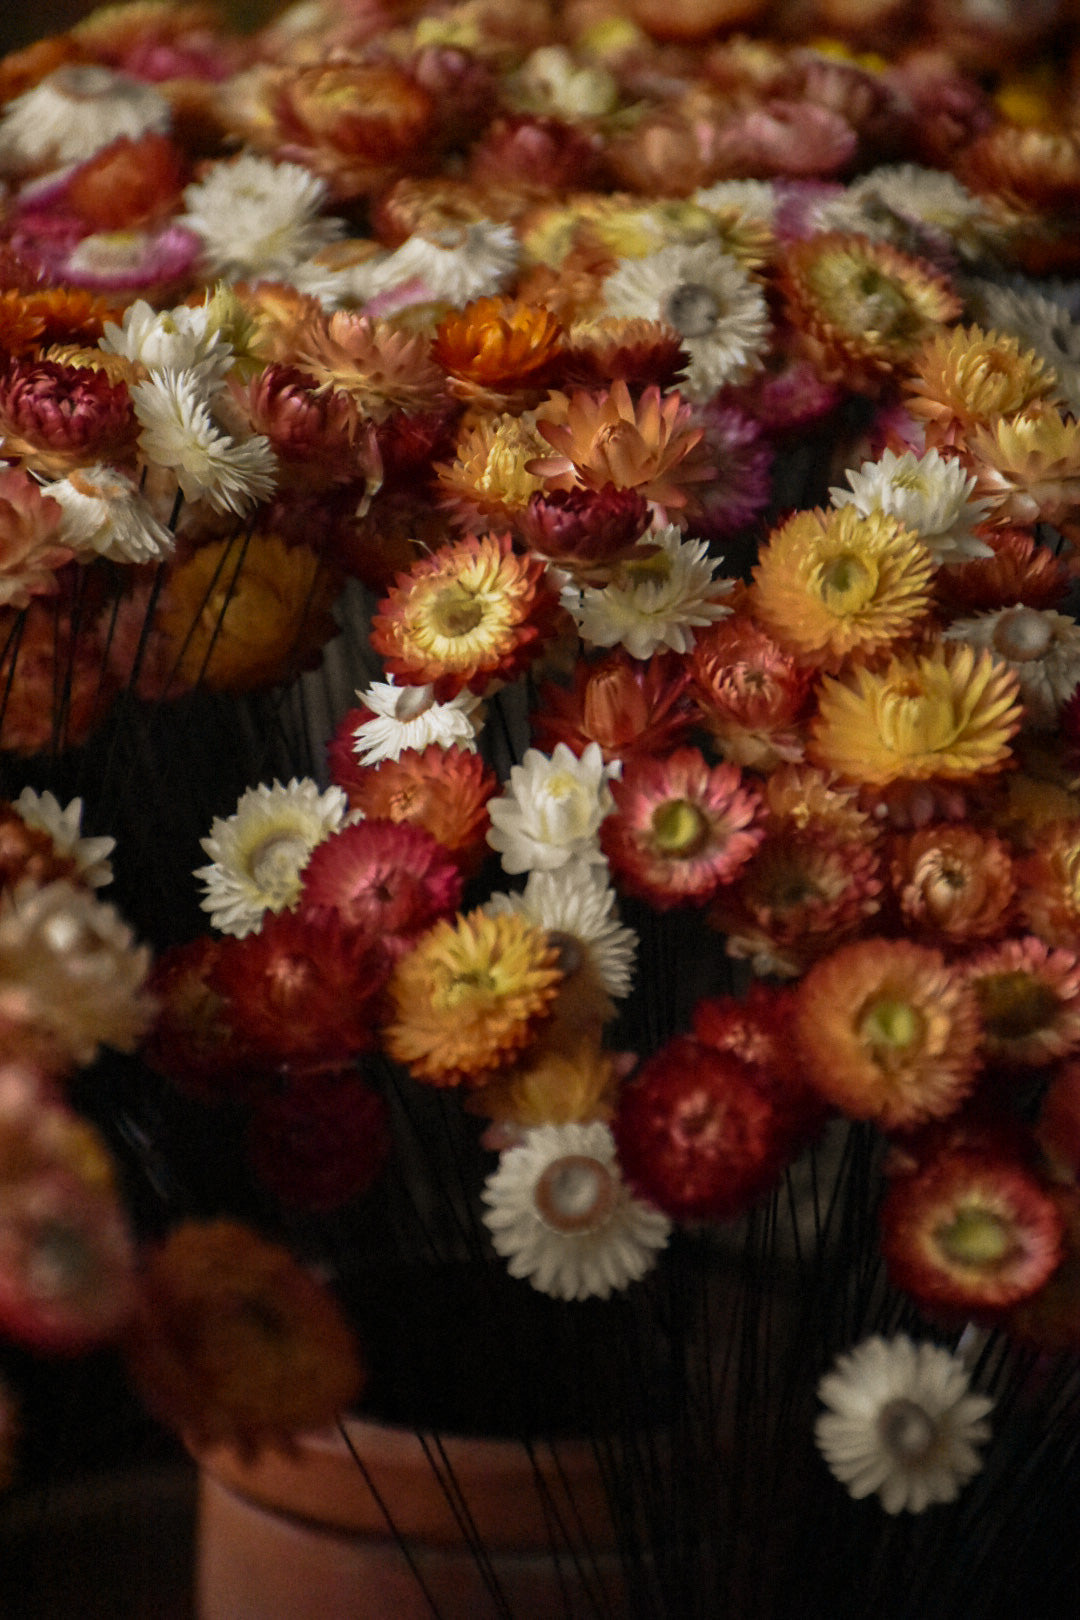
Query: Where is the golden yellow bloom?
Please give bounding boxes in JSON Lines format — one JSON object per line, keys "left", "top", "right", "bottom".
{"left": 433, "top": 297, "right": 564, "bottom": 406}
{"left": 384, "top": 909, "right": 563, "bottom": 1086}
{"left": 468, "top": 1037, "right": 619, "bottom": 1127}
{"left": 752, "top": 505, "right": 935, "bottom": 670}
{"left": 965, "top": 404, "right": 1080, "bottom": 529}
{"left": 810, "top": 642, "right": 1023, "bottom": 786}
{"left": 904, "top": 324, "right": 1061, "bottom": 448}
{"left": 436, "top": 412, "right": 549, "bottom": 531}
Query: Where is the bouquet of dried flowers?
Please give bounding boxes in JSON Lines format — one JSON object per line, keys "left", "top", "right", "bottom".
{"left": 0, "top": 0, "right": 1079, "bottom": 1612}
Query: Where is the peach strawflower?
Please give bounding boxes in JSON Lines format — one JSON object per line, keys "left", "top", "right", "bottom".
{"left": 889, "top": 824, "right": 1015, "bottom": 944}
{"left": 0, "top": 466, "right": 73, "bottom": 609}
{"left": 760, "top": 764, "right": 878, "bottom": 846}
{"left": 529, "top": 379, "right": 714, "bottom": 520}
{"left": 959, "top": 124, "right": 1080, "bottom": 217}
{"left": 296, "top": 311, "right": 448, "bottom": 421}
{"left": 794, "top": 939, "right": 983, "bottom": 1130}
{"left": 1016, "top": 822, "right": 1080, "bottom": 951}
{"left": 371, "top": 532, "right": 560, "bottom": 695}
{"left": 690, "top": 615, "right": 812, "bottom": 770}
{"left": 432, "top": 296, "right": 565, "bottom": 406}
{"left": 966, "top": 937, "right": 1080, "bottom": 1068}
{"left": 752, "top": 505, "right": 934, "bottom": 671}
{"left": 963, "top": 405, "right": 1080, "bottom": 531}
{"left": 435, "top": 413, "right": 550, "bottom": 533}
{"left": 778, "top": 232, "right": 962, "bottom": 394}
{"left": 468, "top": 1036, "right": 619, "bottom": 1129}
{"left": 384, "top": 908, "right": 563, "bottom": 1087}
{"left": 903, "top": 325, "right": 1061, "bottom": 450}
{"left": 810, "top": 643, "right": 1023, "bottom": 786}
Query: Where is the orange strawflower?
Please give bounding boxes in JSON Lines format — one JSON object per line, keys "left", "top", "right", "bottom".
{"left": 889, "top": 824, "right": 1015, "bottom": 944}
{"left": 0, "top": 293, "right": 46, "bottom": 358}
{"left": 384, "top": 909, "right": 563, "bottom": 1087}
{"left": 1016, "top": 821, "right": 1080, "bottom": 951}
{"left": 904, "top": 324, "right": 1060, "bottom": 450}
{"left": 432, "top": 296, "right": 565, "bottom": 406}
{"left": 760, "top": 763, "right": 878, "bottom": 845}
{"left": 468, "top": 1036, "right": 619, "bottom": 1128}
{"left": 810, "top": 642, "right": 1023, "bottom": 786}
{"left": 752, "top": 505, "right": 935, "bottom": 671}
{"left": 794, "top": 939, "right": 983, "bottom": 1130}
{"left": 690, "top": 615, "right": 812, "bottom": 770}
{"left": 332, "top": 743, "right": 497, "bottom": 875}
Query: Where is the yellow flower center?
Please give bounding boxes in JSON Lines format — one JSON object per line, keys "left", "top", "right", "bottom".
{"left": 936, "top": 1205, "right": 1013, "bottom": 1267}
{"left": 651, "top": 798, "right": 709, "bottom": 856}
{"left": 432, "top": 585, "right": 485, "bottom": 638}
{"left": 817, "top": 550, "right": 878, "bottom": 613}
{"left": 875, "top": 674, "right": 960, "bottom": 756}
{"left": 860, "top": 995, "right": 923, "bottom": 1053}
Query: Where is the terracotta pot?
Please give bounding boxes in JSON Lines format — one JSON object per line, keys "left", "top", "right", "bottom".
{"left": 195, "top": 1417, "right": 627, "bottom": 1620}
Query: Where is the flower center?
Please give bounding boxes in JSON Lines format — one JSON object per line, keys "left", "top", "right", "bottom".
{"left": 975, "top": 970, "right": 1059, "bottom": 1040}
{"left": 992, "top": 607, "right": 1054, "bottom": 663}
{"left": 432, "top": 586, "right": 484, "bottom": 638}
{"left": 818, "top": 550, "right": 877, "bottom": 613}
{"left": 860, "top": 995, "right": 923, "bottom": 1053}
{"left": 651, "top": 798, "right": 709, "bottom": 856}
{"left": 534, "top": 1154, "right": 616, "bottom": 1233}
{"left": 876, "top": 676, "right": 959, "bottom": 756}
{"left": 249, "top": 832, "right": 311, "bottom": 899}
{"left": 936, "top": 1205, "right": 1014, "bottom": 1267}
{"left": 393, "top": 684, "right": 436, "bottom": 721}
{"left": 877, "top": 1397, "right": 937, "bottom": 1462}
{"left": 662, "top": 282, "right": 721, "bottom": 340}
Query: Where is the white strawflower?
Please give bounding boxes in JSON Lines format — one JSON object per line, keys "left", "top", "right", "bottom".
{"left": 810, "top": 164, "right": 1002, "bottom": 262}
{"left": 349, "top": 678, "right": 484, "bottom": 766}
{"left": 356, "top": 222, "right": 521, "bottom": 309}
{"left": 132, "top": 367, "right": 276, "bottom": 515}
{"left": 831, "top": 448, "right": 995, "bottom": 566}
{"left": 488, "top": 861, "right": 637, "bottom": 999}
{"left": 0, "top": 66, "right": 170, "bottom": 173}
{"left": 195, "top": 778, "right": 349, "bottom": 937}
{"left": 944, "top": 606, "right": 1080, "bottom": 728}
{"left": 100, "top": 299, "right": 233, "bottom": 384}
{"left": 601, "top": 242, "right": 770, "bottom": 398}
{"left": 965, "top": 280, "right": 1080, "bottom": 417}
{"left": 693, "top": 179, "right": 779, "bottom": 226}
{"left": 486, "top": 743, "right": 618, "bottom": 876}
{"left": 40, "top": 464, "right": 175, "bottom": 564}
{"left": 180, "top": 154, "right": 345, "bottom": 280}
{"left": 564, "top": 525, "right": 734, "bottom": 660}
{"left": 13, "top": 789, "right": 115, "bottom": 889}
{"left": 482, "top": 1122, "right": 671, "bottom": 1301}
{"left": 510, "top": 46, "right": 619, "bottom": 119}
{"left": 815, "top": 1335, "right": 993, "bottom": 1515}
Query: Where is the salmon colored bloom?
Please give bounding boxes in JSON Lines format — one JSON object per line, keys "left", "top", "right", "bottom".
{"left": 810, "top": 643, "right": 1023, "bottom": 786}
{"left": 794, "top": 939, "right": 982, "bottom": 1130}
{"left": 966, "top": 937, "right": 1080, "bottom": 1068}
{"left": 903, "top": 325, "right": 1060, "bottom": 450}
{"left": 889, "top": 824, "right": 1015, "bottom": 944}
{"left": 330, "top": 744, "right": 496, "bottom": 875}
{"left": 752, "top": 505, "right": 935, "bottom": 671}
{"left": 371, "top": 532, "right": 561, "bottom": 696}
{"left": 690, "top": 616, "right": 812, "bottom": 770}
{"left": 532, "top": 650, "right": 693, "bottom": 764}
{"left": 296, "top": 311, "right": 448, "bottom": 422}
{"left": 1016, "top": 822, "right": 1080, "bottom": 951}
{"left": 384, "top": 909, "right": 563, "bottom": 1087}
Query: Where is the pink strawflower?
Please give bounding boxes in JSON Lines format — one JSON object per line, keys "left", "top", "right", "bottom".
{"left": 297, "top": 818, "right": 463, "bottom": 950}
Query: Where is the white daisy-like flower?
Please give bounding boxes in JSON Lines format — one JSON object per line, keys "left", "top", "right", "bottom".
{"left": 601, "top": 242, "right": 770, "bottom": 398}
{"left": 693, "top": 178, "right": 779, "bottom": 226}
{"left": 356, "top": 222, "right": 521, "bottom": 310}
{"left": 943, "top": 606, "right": 1080, "bottom": 729}
{"left": 180, "top": 154, "right": 345, "bottom": 281}
{"left": 100, "top": 299, "right": 233, "bottom": 384}
{"left": 481, "top": 1122, "right": 671, "bottom": 1301}
{"left": 486, "top": 743, "right": 619, "bottom": 876}
{"left": 509, "top": 46, "right": 620, "bottom": 119}
{"left": 0, "top": 65, "right": 170, "bottom": 173}
{"left": 195, "top": 778, "right": 349, "bottom": 937}
{"left": 13, "top": 789, "right": 115, "bottom": 889}
{"left": 815, "top": 1334, "right": 993, "bottom": 1515}
{"left": 830, "top": 448, "right": 995, "bottom": 566}
{"left": 349, "top": 677, "right": 484, "bottom": 767}
{"left": 40, "top": 464, "right": 175, "bottom": 564}
{"left": 965, "top": 280, "right": 1080, "bottom": 417}
{"left": 564, "top": 525, "right": 734, "bottom": 660}
{"left": 810, "top": 164, "right": 1002, "bottom": 262}
{"left": 132, "top": 367, "right": 277, "bottom": 516}
{"left": 487, "top": 860, "right": 637, "bottom": 999}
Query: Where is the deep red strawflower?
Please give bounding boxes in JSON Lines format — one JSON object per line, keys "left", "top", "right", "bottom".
{"left": 374, "top": 408, "right": 459, "bottom": 491}
{"left": 519, "top": 486, "right": 652, "bottom": 579}
{"left": 602, "top": 746, "right": 764, "bottom": 910}
{"left": 334, "top": 744, "right": 496, "bottom": 876}
{"left": 881, "top": 1146, "right": 1064, "bottom": 1316}
{"left": 1036, "top": 1060, "right": 1080, "bottom": 1183}
{"left": 297, "top": 818, "right": 462, "bottom": 948}
{"left": 691, "top": 980, "right": 828, "bottom": 1145}
{"left": 0, "top": 359, "right": 136, "bottom": 475}
{"left": 532, "top": 650, "right": 693, "bottom": 765}
{"left": 1007, "top": 1187, "right": 1080, "bottom": 1353}
{"left": 614, "top": 1035, "right": 797, "bottom": 1221}
{"left": 246, "top": 1071, "right": 390, "bottom": 1211}
{"left": 142, "top": 936, "right": 270, "bottom": 1105}
{"left": 560, "top": 323, "right": 689, "bottom": 395}
{"left": 210, "top": 910, "right": 390, "bottom": 1073}
{"left": 467, "top": 115, "right": 608, "bottom": 193}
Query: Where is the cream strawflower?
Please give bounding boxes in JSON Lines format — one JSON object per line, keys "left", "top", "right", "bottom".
{"left": 831, "top": 448, "right": 995, "bottom": 566}
{"left": 488, "top": 860, "right": 637, "bottom": 999}
{"left": 564, "top": 525, "right": 734, "bottom": 660}
{"left": 966, "top": 281, "right": 1080, "bottom": 417}
{"left": 0, "top": 65, "right": 170, "bottom": 173}
{"left": 693, "top": 180, "right": 779, "bottom": 227}
{"left": 601, "top": 243, "right": 770, "bottom": 397}
{"left": 815, "top": 1335, "right": 993, "bottom": 1516}
{"left": 180, "top": 154, "right": 345, "bottom": 281}
{"left": 13, "top": 790, "right": 114, "bottom": 889}
{"left": 510, "top": 46, "right": 619, "bottom": 119}
{"left": 132, "top": 368, "right": 276, "bottom": 516}
{"left": 350, "top": 678, "right": 484, "bottom": 766}
{"left": 481, "top": 1122, "right": 671, "bottom": 1301}
{"left": 944, "top": 607, "right": 1080, "bottom": 728}
{"left": 486, "top": 743, "right": 618, "bottom": 876}
{"left": 813, "top": 165, "right": 1003, "bottom": 262}
{"left": 100, "top": 300, "right": 233, "bottom": 385}
{"left": 355, "top": 222, "right": 521, "bottom": 311}
{"left": 195, "top": 778, "right": 349, "bottom": 937}
{"left": 40, "top": 464, "right": 175, "bottom": 564}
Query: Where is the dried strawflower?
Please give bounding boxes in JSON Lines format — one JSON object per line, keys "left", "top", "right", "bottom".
{"left": 967, "top": 937, "right": 1080, "bottom": 1068}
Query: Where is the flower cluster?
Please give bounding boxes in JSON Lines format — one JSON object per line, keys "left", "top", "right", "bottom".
{"left": 2, "top": 0, "right": 1080, "bottom": 1519}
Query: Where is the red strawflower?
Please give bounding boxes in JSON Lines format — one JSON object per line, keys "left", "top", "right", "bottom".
{"left": 966, "top": 936, "right": 1080, "bottom": 1069}
{"left": 532, "top": 650, "right": 693, "bottom": 765}
{"left": 602, "top": 746, "right": 764, "bottom": 910}
{"left": 691, "top": 980, "right": 828, "bottom": 1144}
{"left": 1007, "top": 1187, "right": 1080, "bottom": 1353}
{"left": 210, "top": 910, "right": 390, "bottom": 1073}
{"left": 613, "top": 1035, "right": 796, "bottom": 1221}
{"left": 297, "top": 818, "right": 462, "bottom": 949}
{"left": 0, "top": 359, "right": 136, "bottom": 476}
{"left": 227, "top": 364, "right": 372, "bottom": 494}
{"left": 467, "top": 115, "right": 608, "bottom": 193}
{"left": 1035, "top": 1060, "right": 1080, "bottom": 1182}
{"left": 141, "top": 936, "right": 269, "bottom": 1106}
{"left": 881, "top": 1146, "right": 1064, "bottom": 1316}
{"left": 519, "top": 486, "right": 652, "bottom": 581}
{"left": 330, "top": 744, "right": 496, "bottom": 877}
{"left": 246, "top": 1071, "right": 390, "bottom": 1212}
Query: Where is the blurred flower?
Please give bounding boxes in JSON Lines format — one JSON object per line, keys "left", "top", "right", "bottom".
{"left": 180, "top": 153, "right": 343, "bottom": 281}
{"left": 0, "top": 465, "right": 71, "bottom": 609}
{"left": 966, "top": 936, "right": 1080, "bottom": 1068}
{"left": 13, "top": 790, "right": 114, "bottom": 890}
{"left": 246, "top": 1072, "right": 390, "bottom": 1212}
{"left": 0, "top": 65, "right": 170, "bottom": 174}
